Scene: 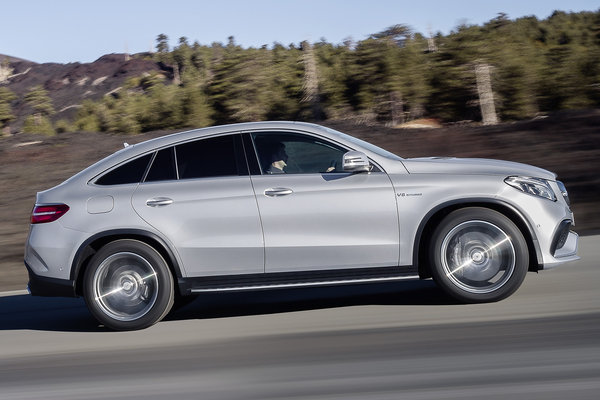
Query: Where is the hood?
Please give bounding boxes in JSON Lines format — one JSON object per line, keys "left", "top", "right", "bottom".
{"left": 401, "top": 157, "right": 556, "bottom": 180}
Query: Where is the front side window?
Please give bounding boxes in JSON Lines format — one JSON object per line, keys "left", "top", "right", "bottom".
{"left": 252, "top": 132, "right": 347, "bottom": 175}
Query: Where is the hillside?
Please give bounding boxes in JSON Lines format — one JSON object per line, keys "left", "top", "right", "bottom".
{"left": 0, "top": 110, "right": 598, "bottom": 291}
{"left": 0, "top": 53, "right": 171, "bottom": 129}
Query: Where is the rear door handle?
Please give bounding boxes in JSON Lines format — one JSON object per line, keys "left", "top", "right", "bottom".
{"left": 264, "top": 188, "right": 293, "bottom": 197}
{"left": 146, "top": 197, "right": 173, "bottom": 207}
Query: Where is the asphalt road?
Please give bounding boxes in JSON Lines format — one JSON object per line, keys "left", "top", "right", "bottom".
{"left": 0, "top": 236, "right": 598, "bottom": 399}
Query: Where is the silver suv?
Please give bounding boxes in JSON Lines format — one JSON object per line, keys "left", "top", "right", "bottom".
{"left": 25, "top": 122, "right": 579, "bottom": 330}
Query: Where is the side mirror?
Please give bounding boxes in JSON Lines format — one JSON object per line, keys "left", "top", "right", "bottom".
{"left": 343, "top": 151, "right": 371, "bottom": 173}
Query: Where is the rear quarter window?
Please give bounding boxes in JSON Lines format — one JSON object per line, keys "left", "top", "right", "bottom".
{"left": 145, "top": 148, "right": 177, "bottom": 182}
{"left": 95, "top": 154, "right": 153, "bottom": 185}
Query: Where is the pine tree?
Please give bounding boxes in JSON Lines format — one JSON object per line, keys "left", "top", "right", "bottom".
{"left": 0, "top": 87, "right": 16, "bottom": 135}
{"left": 209, "top": 37, "right": 272, "bottom": 123}
{"left": 25, "top": 85, "right": 54, "bottom": 117}
{"left": 156, "top": 34, "right": 169, "bottom": 54}
{"left": 24, "top": 86, "right": 55, "bottom": 135}
{"left": 267, "top": 43, "right": 303, "bottom": 120}
{"left": 399, "top": 33, "right": 432, "bottom": 120}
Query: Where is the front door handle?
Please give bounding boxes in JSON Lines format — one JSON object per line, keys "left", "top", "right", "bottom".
{"left": 146, "top": 197, "right": 174, "bottom": 207}
{"left": 264, "top": 188, "right": 293, "bottom": 197}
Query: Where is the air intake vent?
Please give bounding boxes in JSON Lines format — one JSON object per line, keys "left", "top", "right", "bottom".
{"left": 551, "top": 220, "right": 572, "bottom": 256}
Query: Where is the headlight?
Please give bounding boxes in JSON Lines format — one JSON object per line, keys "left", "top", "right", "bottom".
{"left": 504, "top": 176, "right": 556, "bottom": 201}
{"left": 556, "top": 180, "right": 570, "bottom": 206}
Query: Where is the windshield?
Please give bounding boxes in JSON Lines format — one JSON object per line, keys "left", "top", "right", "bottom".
{"left": 322, "top": 126, "right": 403, "bottom": 161}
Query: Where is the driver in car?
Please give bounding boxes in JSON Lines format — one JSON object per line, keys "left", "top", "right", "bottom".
{"left": 266, "top": 142, "right": 288, "bottom": 174}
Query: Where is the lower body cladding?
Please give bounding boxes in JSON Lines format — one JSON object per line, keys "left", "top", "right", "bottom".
{"left": 177, "top": 266, "right": 420, "bottom": 294}
{"left": 25, "top": 263, "right": 76, "bottom": 297}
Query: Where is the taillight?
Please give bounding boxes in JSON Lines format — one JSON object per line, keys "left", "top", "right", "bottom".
{"left": 31, "top": 204, "right": 70, "bottom": 224}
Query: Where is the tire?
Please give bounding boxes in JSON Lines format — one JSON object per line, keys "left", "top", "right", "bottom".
{"left": 429, "top": 207, "right": 529, "bottom": 303}
{"left": 83, "top": 239, "right": 174, "bottom": 330}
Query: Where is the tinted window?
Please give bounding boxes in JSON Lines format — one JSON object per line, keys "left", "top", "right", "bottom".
{"left": 95, "top": 154, "right": 152, "bottom": 185}
{"left": 176, "top": 135, "right": 240, "bottom": 179}
{"left": 252, "top": 132, "right": 347, "bottom": 174}
{"left": 145, "top": 148, "right": 177, "bottom": 182}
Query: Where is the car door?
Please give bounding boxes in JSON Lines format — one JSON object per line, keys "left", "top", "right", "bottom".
{"left": 132, "top": 134, "right": 264, "bottom": 277}
{"left": 247, "top": 131, "right": 399, "bottom": 273}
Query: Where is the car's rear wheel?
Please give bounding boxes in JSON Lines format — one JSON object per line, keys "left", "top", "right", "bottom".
{"left": 83, "top": 239, "right": 174, "bottom": 330}
{"left": 429, "top": 208, "right": 529, "bottom": 303}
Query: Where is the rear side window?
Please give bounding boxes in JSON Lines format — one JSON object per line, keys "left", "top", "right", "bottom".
{"left": 176, "top": 135, "right": 241, "bottom": 179}
{"left": 145, "top": 148, "right": 177, "bottom": 182}
{"left": 95, "top": 154, "right": 153, "bottom": 185}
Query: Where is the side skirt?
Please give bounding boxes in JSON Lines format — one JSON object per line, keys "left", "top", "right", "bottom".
{"left": 178, "top": 266, "right": 419, "bottom": 295}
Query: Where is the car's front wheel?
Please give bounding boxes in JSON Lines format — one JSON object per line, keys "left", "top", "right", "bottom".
{"left": 429, "top": 207, "right": 529, "bottom": 303}
{"left": 83, "top": 239, "right": 174, "bottom": 330}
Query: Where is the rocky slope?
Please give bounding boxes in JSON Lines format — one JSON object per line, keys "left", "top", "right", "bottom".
{"left": 1, "top": 53, "right": 171, "bottom": 129}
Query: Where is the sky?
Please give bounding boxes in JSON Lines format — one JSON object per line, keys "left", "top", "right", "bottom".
{"left": 1, "top": 0, "right": 598, "bottom": 64}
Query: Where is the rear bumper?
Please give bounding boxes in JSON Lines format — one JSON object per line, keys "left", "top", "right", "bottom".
{"left": 25, "top": 261, "right": 77, "bottom": 297}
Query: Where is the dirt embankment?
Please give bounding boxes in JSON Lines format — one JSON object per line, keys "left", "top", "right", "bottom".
{"left": 0, "top": 110, "right": 598, "bottom": 291}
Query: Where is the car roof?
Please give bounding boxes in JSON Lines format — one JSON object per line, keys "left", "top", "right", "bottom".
{"left": 63, "top": 121, "right": 351, "bottom": 185}
{"left": 130, "top": 121, "right": 328, "bottom": 153}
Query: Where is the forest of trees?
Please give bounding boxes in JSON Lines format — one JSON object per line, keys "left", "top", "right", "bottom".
{"left": 2, "top": 10, "right": 599, "bottom": 135}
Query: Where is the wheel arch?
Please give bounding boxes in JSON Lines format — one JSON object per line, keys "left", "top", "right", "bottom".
{"left": 414, "top": 199, "right": 542, "bottom": 279}
{"left": 71, "top": 229, "right": 183, "bottom": 297}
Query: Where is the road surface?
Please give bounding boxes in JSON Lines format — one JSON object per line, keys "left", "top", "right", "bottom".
{"left": 0, "top": 236, "right": 598, "bottom": 399}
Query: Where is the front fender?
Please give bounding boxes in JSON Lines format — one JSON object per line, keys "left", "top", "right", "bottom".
{"left": 410, "top": 198, "right": 542, "bottom": 278}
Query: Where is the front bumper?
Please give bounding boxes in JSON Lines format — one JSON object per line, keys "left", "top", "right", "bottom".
{"left": 25, "top": 261, "right": 77, "bottom": 297}
{"left": 550, "top": 220, "right": 576, "bottom": 256}
{"left": 540, "top": 229, "right": 579, "bottom": 270}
